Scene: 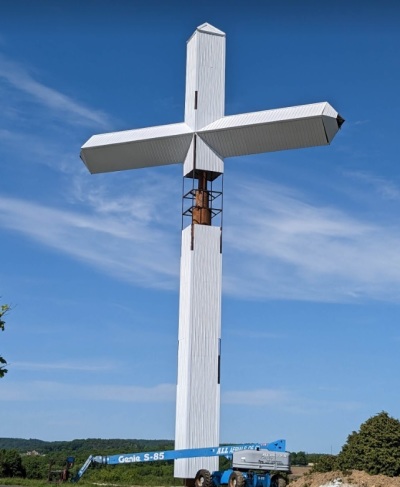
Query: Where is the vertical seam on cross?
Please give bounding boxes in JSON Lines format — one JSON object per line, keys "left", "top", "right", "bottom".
{"left": 190, "top": 135, "right": 197, "bottom": 251}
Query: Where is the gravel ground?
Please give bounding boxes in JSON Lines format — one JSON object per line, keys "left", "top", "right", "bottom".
{"left": 289, "top": 470, "right": 400, "bottom": 487}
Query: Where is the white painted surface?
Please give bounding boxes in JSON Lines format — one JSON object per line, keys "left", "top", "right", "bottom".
{"left": 80, "top": 123, "right": 192, "bottom": 173}
{"left": 201, "top": 102, "right": 336, "bottom": 130}
{"left": 183, "top": 135, "right": 224, "bottom": 177}
{"left": 174, "top": 224, "right": 222, "bottom": 478}
{"left": 198, "top": 102, "right": 341, "bottom": 158}
{"left": 185, "top": 23, "right": 225, "bottom": 131}
{"left": 81, "top": 100, "right": 342, "bottom": 174}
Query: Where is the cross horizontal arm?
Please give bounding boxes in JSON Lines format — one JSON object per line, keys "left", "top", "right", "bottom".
{"left": 81, "top": 122, "right": 193, "bottom": 174}
{"left": 198, "top": 102, "right": 344, "bottom": 159}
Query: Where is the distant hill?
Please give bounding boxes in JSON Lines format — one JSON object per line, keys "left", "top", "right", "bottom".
{"left": 0, "top": 437, "right": 174, "bottom": 454}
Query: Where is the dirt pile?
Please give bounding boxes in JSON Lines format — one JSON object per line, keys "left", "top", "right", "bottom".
{"left": 289, "top": 470, "right": 400, "bottom": 487}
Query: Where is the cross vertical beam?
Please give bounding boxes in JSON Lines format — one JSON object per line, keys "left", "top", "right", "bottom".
{"left": 175, "top": 25, "right": 226, "bottom": 479}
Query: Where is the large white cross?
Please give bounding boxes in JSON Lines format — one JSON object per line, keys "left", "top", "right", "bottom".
{"left": 80, "top": 22, "right": 343, "bottom": 482}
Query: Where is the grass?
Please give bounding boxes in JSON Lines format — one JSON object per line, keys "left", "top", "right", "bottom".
{"left": 0, "top": 480, "right": 99, "bottom": 487}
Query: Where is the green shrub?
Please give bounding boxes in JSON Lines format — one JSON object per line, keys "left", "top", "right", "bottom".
{"left": 311, "top": 454, "right": 337, "bottom": 473}
{"left": 337, "top": 411, "right": 400, "bottom": 476}
{"left": 0, "top": 449, "right": 26, "bottom": 478}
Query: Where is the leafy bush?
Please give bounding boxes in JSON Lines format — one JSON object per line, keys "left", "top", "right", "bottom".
{"left": 311, "top": 454, "right": 337, "bottom": 472}
{"left": 290, "top": 451, "right": 308, "bottom": 466}
{"left": 0, "top": 449, "right": 26, "bottom": 477}
{"left": 21, "top": 456, "right": 48, "bottom": 480}
{"left": 337, "top": 411, "right": 400, "bottom": 476}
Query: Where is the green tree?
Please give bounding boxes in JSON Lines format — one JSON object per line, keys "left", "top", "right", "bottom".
{"left": 0, "top": 304, "right": 10, "bottom": 378}
{"left": 296, "top": 451, "right": 307, "bottom": 466}
{"left": 0, "top": 449, "right": 26, "bottom": 478}
{"left": 290, "top": 451, "right": 308, "bottom": 466}
{"left": 311, "top": 454, "right": 337, "bottom": 473}
{"left": 21, "top": 455, "right": 48, "bottom": 480}
{"left": 337, "top": 411, "right": 400, "bottom": 476}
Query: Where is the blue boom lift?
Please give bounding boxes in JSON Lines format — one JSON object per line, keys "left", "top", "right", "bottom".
{"left": 72, "top": 439, "right": 290, "bottom": 487}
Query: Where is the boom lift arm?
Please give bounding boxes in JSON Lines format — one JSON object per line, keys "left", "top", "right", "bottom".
{"left": 72, "top": 440, "right": 287, "bottom": 482}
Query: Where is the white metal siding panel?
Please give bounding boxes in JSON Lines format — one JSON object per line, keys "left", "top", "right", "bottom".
{"left": 183, "top": 136, "right": 224, "bottom": 177}
{"left": 185, "top": 33, "right": 198, "bottom": 130}
{"left": 197, "top": 23, "right": 225, "bottom": 36}
{"left": 196, "top": 137, "right": 224, "bottom": 174}
{"left": 175, "top": 226, "right": 192, "bottom": 476}
{"left": 80, "top": 124, "right": 193, "bottom": 173}
{"left": 322, "top": 115, "right": 341, "bottom": 144}
{"left": 196, "top": 30, "right": 225, "bottom": 130}
{"left": 322, "top": 103, "right": 339, "bottom": 119}
{"left": 197, "top": 102, "right": 342, "bottom": 158}
{"left": 175, "top": 224, "right": 222, "bottom": 479}
{"left": 185, "top": 25, "right": 225, "bottom": 132}
{"left": 183, "top": 136, "right": 195, "bottom": 177}
{"left": 82, "top": 122, "right": 192, "bottom": 147}
{"left": 200, "top": 102, "right": 328, "bottom": 131}
{"left": 199, "top": 117, "right": 330, "bottom": 158}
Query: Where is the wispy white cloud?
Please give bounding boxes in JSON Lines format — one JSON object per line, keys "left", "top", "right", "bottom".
{"left": 0, "top": 379, "right": 286, "bottom": 407}
{"left": 1, "top": 381, "right": 176, "bottom": 402}
{"left": 282, "top": 396, "right": 363, "bottom": 415}
{"left": 228, "top": 329, "right": 286, "bottom": 340}
{"left": 0, "top": 190, "right": 180, "bottom": 289}
{"left": 69, "top": 170, "right": 181, "bottom": 225}
{"left": 223, "top": 388, "right": 290, "bottom": 406}
{"left": 344, "top": 170, "right": 400, "bottom": 201}
{"left": 223, "top": 177, "right": 400, "bottom": 302}
{"left": 0, "top": 53, "right": 111, "bottom": 129}
{"left": 1, "top": 380, "right": 361, "bottom": 417}
{"left": 223, "top": 388, "right": 360, "bottom": 413}
{"left": 12, "top": 361, "right": 118, "bottom": 372}
{"left": 2, "top": 165, "right": 400, "bottom": 303}
{"left": 0, "top": 127, "right": 81, "bottom": 175}
{"left": 225, "top": 387, "right": 362, "bottom": 414}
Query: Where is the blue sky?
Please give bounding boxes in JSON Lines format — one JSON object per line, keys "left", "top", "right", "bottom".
{"left": 1, "top": 0, "right": 400, "bottom": 455}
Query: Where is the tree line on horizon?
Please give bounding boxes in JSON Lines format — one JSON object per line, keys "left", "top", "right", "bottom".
{"left": 0, "top": 437, "right": 175, "bottom": 454}
{"left": 2, "top": 413, "right": 400, "bottom": 482}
